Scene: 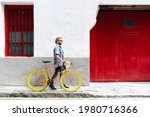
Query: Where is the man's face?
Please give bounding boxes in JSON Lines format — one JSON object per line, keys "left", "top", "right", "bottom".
{"left": 58, "top": 39, "right": 63, "bottom": 45}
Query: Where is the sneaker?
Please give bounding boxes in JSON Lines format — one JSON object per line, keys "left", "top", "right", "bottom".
{"left": 47, "top": 79, "right": 53, "bottom": 85}
{"left": 49, "top": 84, "right": 57, "bottom": 90}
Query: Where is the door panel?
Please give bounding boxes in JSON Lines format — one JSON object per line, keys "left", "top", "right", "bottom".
{"left": 90, "top": 11, "right": 150, "bottom": 82}
{"left": 91, "top": 12, "right": 119, "bottom": 81}
{"left": 139, "top": 12, "right": 150, "bottom": 81}
{"left": 117, "top": 12, "right": 141, "bottom": 81}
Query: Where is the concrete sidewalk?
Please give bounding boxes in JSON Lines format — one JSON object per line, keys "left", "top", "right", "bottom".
{"left": 0, "top": 83, "right": 150, "bottom": 98}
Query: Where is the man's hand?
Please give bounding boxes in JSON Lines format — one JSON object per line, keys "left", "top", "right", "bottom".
{"left": 62, "top": 60, "right": 66, "bottom": 63}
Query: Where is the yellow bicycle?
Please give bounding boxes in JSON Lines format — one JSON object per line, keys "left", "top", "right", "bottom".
{"left": 26, "top": 60, "right": 82, "bottom": 92}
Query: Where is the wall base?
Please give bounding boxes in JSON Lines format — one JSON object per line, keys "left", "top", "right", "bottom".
{"left": 0, "top": 57, "right": 89, "bottom": 86}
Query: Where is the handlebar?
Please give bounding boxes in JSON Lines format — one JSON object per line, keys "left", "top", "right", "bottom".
{"left": 64, "top": 61, "right": 72, "bottom": 68}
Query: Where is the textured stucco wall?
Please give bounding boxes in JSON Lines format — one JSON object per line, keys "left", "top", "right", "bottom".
{"left": 1, "top": 0, "right": 150, "bottom": 57}
{"left": 34, "top": 0, "right": 99, "bottom": 58}
{"left": 0, "top": 58, "right": 89, "bottom": 86}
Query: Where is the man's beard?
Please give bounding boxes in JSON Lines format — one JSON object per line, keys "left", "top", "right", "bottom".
{"left": 58, "top": 42, "right": 62, "bottom": 45}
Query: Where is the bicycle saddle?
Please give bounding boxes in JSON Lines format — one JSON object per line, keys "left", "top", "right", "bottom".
{"left": 42, "top": 60, "right": 51, "bottom": 63}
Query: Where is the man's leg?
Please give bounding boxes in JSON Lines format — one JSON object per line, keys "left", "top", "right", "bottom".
{"left": 59, "top": 66, "right": 69, "bottom": 88}
{"left": 52, "top": 67, "right": 61, "bottom": 79}
{"left": 48, "top": 66, "right": 61, "bottom": 90}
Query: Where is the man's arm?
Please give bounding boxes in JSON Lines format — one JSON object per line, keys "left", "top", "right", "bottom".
{"left": 54, "top": 46, "right": 65, "bottom": 63}
{"left": 55, "top": 55, "right": 65, "bottom": 63}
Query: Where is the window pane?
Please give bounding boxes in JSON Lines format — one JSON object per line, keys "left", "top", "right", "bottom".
{"left": 124, "top": 20, "right": 134, "bottom": 28}
{"left": 23, "top": 44, "right": 33, "bottom": 55}
{"left": 9, "top": 32, "right": 21, "bottom": 42}
{"left": 23, "top": 32, "right": 34, "bottom": 42}
{"left": 9, "top": 44, "right": 21, "bottom": 55}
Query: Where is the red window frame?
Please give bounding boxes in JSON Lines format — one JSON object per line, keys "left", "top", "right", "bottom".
{"left": 4, "top": 5, "right": 34, "bottom": 57}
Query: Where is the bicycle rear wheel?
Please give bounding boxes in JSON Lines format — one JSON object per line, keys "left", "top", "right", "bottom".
{"left": 60, "top": 70, "right": 82, "bottom": 92}
{"left": 26, "top": 70, "right": 48, "bottom": 92}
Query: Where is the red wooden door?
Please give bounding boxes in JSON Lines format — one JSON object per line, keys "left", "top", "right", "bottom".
{"left": 117, "top": 11, "right": 141, "bottom": 81}
{"left": 90, "top": 11, "right": 150, "bottom": 82}
{"left": 139, "top": 12, "right": 150, "bottom": 81}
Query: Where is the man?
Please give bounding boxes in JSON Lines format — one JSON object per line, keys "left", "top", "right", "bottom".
{"left": 48, "top": 37, "right": 68, "bottom": 90}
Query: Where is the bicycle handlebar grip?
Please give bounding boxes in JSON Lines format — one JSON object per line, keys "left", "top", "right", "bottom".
{"left": 64, "top": 61, "right": 72, "bottom": 68}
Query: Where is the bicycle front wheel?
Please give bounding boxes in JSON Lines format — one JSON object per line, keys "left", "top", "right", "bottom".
{"left": 60, "top": 70, "right": 82, "bottom": 92}
{"left": 26, "top": 70, "right": 48, "bottom": 92}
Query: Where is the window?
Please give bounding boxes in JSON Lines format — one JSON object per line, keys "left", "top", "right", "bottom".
{"left": 5, "top": 5, "right": 34, "bottom": 56}
{"left": 124, "top": 19, "right": 134, "bottom": 28}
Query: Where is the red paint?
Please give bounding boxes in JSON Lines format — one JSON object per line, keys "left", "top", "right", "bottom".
{"left": 90, "top": 10, "right": 150, "bottom": 82}
{"left": 5, "top": 5, "right": 34, "bottom": 57}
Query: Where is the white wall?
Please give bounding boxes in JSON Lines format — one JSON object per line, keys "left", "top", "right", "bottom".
{"left": 1, "top": 0, "right": 150, "bottom": 57}
{"left": 99, "top": 0, "right": 150, "bottom": 5}
{"left": 34, "top": 0, "right": 99, "bottom": 58}
{"left": 0, "top": 4, "right": 4, "bottom": 57}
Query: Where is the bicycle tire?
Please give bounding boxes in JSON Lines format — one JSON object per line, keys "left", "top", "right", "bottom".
{"left": 60, "top": 69, "right": 82, "bottom": 92}
{"left": 26, "top": 70, "right": 48, "bottom": 92}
